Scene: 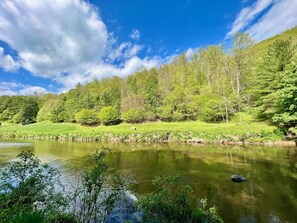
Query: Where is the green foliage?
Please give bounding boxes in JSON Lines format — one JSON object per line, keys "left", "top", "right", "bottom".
{"left": 1, "top": 28, "right": 297, "bottom": 135}
{"left": 0, "top": 96, "right": 39, "bottom": 123}
{"left": 12, "top": 112, "right": 25, "bottom": 124}
{"left": 75, "top": 109, "right": 99, "bottom": 125}
{"left": 137, "top": 175, "right": 223, "bottom": 223}
{"left": 254, "top": 39, "right": 295, "bottom": 120}
{"left": 98, "top": 106, "right": 120, "bottom": 125}
{"left": 37, "top": 96, "right": 62, "bottom": 122}
{"left": 69, "top": 149, "right": 120, "bottom": 222}
{"left": 272, "top": 62, "right": 297, "bottom": 133}
{"left": 0, "top": 151, "right": 66, "bottom": 223}
{"left": 122, "top": 109, "right": 144, "bottom": 123}
{"left": 157, "top": 105, "right": 174, "bottom": 122}
{"left": 49, "top": 104, "right": 66, "bottom": 123}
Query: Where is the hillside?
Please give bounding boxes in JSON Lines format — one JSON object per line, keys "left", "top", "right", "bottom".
{"left": 0, "top": 28, "right": 296, "bottom": 140}
{"left": 252, "top": 26, "right": 297, "bottom": 52}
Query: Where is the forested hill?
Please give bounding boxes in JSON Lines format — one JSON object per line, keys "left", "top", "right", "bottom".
{"left": 252, "top": 27, "right": 297, "bottom": 53}
{"left": 0, "top": 28, "right": 296, "bottom": 135}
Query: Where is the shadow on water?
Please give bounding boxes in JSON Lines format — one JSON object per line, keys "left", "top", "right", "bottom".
{"left": 0, "top": 139, "right": 296, "bottom": 223}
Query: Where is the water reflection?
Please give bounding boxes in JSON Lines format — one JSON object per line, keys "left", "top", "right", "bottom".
{"left": 0, "top": 139, "right": 296, "bottom": 223}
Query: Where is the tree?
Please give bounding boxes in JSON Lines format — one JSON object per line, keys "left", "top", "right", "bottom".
{"left": 143, "top": 69, "right": 160, "bottom": 113}
{"left": 232, "top": 32, "right": 254, "bottom": 111}
{"left": 98, "top": 106, "right": 120, "bottom": 125}
{"left": 273, "top": 61, "right": 297, "bottom": 133}
{"left": 255, "top": 39, "right": 295, "bottom": 120}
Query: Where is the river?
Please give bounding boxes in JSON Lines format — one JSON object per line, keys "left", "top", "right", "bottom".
{"left": 0, "top": 139, "right": 296, "bottom": 223}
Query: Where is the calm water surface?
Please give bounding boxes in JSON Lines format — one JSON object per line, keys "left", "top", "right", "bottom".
{"left": 0, "top": 140, "right": 296, "bottom": 223}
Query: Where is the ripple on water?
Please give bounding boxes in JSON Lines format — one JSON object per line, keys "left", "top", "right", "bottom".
{"left": 0, "top": 142, "right": 33, "bottom": 148}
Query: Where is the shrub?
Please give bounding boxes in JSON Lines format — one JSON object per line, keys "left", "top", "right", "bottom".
{"left": 0, "top": 151, "right": 66, "bottom": 223}
{"left": 49, "top": 106, "right": 66, "bottom": 123}
{"left": 98, "top": 106, "right": 120, "bottom": 125}
{"left": 137, "top": 175, "right": 223, "bottom": 223}
{"left": 122, "top": 109, "right": 144, "bottom": 123}
{"left": 12, "top": 112, "right": 25, "bottom": 124}
{"left": 157, "top": 105, "right": 173, "bottom": 122}
{"left": 144, "top": 111, "right": 157, "bottom": 121}
{"left": 75, "top": 109, "right": 99, "bottom": 125}
{"left": 172, "top": 111, "right": 186, "bottom": 122}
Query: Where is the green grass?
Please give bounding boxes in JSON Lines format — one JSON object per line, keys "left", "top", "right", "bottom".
{"left": 0, "top": 120, "right": 282, "bottom": 143}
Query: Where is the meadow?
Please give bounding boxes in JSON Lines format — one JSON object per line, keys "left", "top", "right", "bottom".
{"left": 0, "top": 119, "right": 282, "bottom": 143}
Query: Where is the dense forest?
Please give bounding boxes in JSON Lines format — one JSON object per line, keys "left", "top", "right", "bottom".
{"left": 0, "top": 29, "right": 296, "bottom": 135}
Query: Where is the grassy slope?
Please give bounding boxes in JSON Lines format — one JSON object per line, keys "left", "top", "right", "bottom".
{"left": 252, "top": 26, "right": 297, "bottom": 53}
{"left": 0, "top": 120, "right": 281, "bottom": 143}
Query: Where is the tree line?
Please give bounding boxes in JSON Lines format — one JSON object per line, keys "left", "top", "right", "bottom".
{"left": 0, "top": 33, "right": 296, "bottom": 134}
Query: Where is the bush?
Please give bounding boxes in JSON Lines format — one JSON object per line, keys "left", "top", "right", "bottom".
{"left": 122, "top": 109, "right": 144, "bottom": 123}
{"left": 75, "top": 109, "right": 99, "bottom": 125}
{"left": 0, "top": 151, "right": 66, "bottom": 223}
{"left": 12, "top": 112, "right": 25, "bottom": 124}
{"left": 49, "top": 106, "right": 66, "bottom": 123}
{"left": 144, "top": 111, "right": 157, "bottom": 121}
{"left": 137, "top": 175, "right": 223, "bottom": 223}
{"left": 157, "top": 105, "right": 173, "bottom": 122}
{"left": 98, "top": 106, "right": 120, "bottom": 125}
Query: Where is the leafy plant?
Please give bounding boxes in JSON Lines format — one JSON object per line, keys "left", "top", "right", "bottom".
{"left": 75, "top": 109, "right": 100, "bottom": 125}
{"left": 0, "top": 151, "right": 66, "bottom": 223}
{"left": 137, "top": 175, "right": 223, "bottom": 223}
{"left": 122, "top": 109, "right": 144, "bottom": 123}
{"left": 98, "top": 106, "right": 120, "bottom": 125}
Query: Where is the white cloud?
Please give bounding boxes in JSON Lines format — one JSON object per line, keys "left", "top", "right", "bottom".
{"left": 247, "top": 0, "right": 297, "bottom": 41}
{"left": 129, "top": 29, "right": 141, "bottom": 41}
{"left": 0, "top": 0, "right": 158, "bottom": 91}
{"left": 0, "top": 82, "right": 20, "bottom": 95}
{"left": 0, "top": 47, "right": 19, "bottom": 71}
{"left": 0, "top": 82, "right": 47, "bottom": 96}
{"left": 184, "top": 48, "right": 196, "bottom": 60}
{"left": 107, "top": 42, "right": 143, "bottom": 62}
{"left": 227, "top": 0, "right": 274, "bottom": 38}
{"left": 19, "top": 86, "right": 48, "bottom": 95}
{"left": 227, "top": 0, "right": 297, "bottom": 41}
{"left": 58, "top": 55, "right": 162, "bottom": 91}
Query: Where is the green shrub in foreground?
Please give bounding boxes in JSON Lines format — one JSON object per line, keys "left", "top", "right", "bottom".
{"left": 137, "top": 175, "right": 223, "bottom": 223}
{"left": 75, "top": 109, "right": 99, "bottom": 125}
{"left": 98, "top": 106, "right": 120, "bottom": 125}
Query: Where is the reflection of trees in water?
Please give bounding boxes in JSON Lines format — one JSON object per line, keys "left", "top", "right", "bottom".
{"left": 0, "top": 141, "right": 296, "bottom": 222}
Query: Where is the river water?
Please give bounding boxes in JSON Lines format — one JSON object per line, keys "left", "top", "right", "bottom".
{"left": 0, "top": 140, "right": 296, "bottom": 223}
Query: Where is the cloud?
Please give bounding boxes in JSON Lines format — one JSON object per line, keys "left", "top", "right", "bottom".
{"left": 0, "top": 47, "right": 19, "bottom": 71}
{"left": 227, "top": 0, "right": 297, "bottom": 41}
{"left": 0, "top": 82, "right": 47, "bottom": 96}
{"left": 247, "top": 0, "right": 297, "bottom": 41}
{"left": 58, "top": 55, "right": 162, "bottom": 91}
{"left": 19, "top": 86, "right": 48, "bottom": 95}
{"left": 184, "top": 48, "right": 196, "bottom": 60}
{"left": 107, "top": 42, "right": 143, "bottom": 62}
{"left": 129, "top": 29, "right": 141, "bottom": 41}
{"left": 0, "top": 0, "right": 157, "bottom": 91}
{"left": 227, "top": 0, "right": 274, "bottom": 38}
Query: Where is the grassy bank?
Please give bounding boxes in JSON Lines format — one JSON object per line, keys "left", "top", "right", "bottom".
{"left": 0, "top": 120, "right": 284, "bottom": 144}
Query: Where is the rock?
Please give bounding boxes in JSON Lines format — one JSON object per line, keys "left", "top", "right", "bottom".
{"left": 104, "top": 191, "right": 142, "bottom": 223}
{"left": 231, "top": 174, "right": 246, "bottom": 183}
{"left": 104, "top": 208, "right": 142, "bottom": 223}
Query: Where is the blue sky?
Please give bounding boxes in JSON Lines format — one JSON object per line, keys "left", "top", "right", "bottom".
{"left": 0, "top": 0, "right": 297, "bottom": 95}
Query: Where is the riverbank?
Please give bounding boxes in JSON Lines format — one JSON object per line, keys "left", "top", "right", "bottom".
{"left": 0, "top": 120, "right": 291, "bottom": 145}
